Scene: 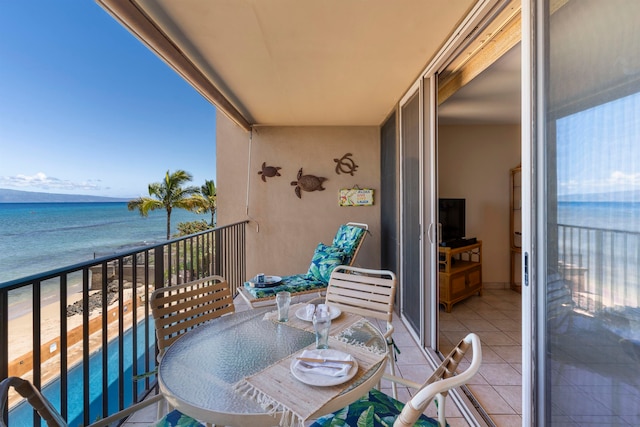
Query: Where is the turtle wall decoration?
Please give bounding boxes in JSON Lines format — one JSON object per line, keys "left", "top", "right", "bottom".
{"left": 334, "top": 152, "right": 358, "bottom": 176}
{"left": 290, "top": 168, "right": 327, "bottom": 199}
{"left": 258, "top": 162, "right": 282, "bottom": 182}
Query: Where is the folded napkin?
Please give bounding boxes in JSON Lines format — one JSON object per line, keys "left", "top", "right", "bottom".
{"left": 317, "top": 304, "right": 329, "bottom": 315}
{"left": 293, "top": 349, "right": 354, "bottom": 377}
{"left": 305, "top": 304, "right": 316, "bottom": 320}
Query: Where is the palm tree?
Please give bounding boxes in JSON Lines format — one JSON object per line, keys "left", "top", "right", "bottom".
{"left": 128, "top": 170, "right": 201, "bottom": 239}
{"left": 195, "top": 179, "right": 217, "bottom": 226}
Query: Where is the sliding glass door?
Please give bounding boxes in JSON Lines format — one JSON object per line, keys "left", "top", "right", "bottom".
{"left": 531, "top": 0, "right": 640, "bottom": 424}
{"left": 400, "top": 88, "right": 422, "bottom": 336}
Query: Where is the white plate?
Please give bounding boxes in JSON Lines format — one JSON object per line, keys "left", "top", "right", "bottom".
{"left": 290, "top": 349, "right": 358, "bottom": 387}
{"left": 295, "top": 305, "right": 342, "bottom": 322}
{"left": 247, "top": 275, "right": 282, "bottom": 288}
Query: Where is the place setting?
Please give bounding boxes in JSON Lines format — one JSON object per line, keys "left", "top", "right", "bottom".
{"left": 290, "top": 348, "right": 358, "bottom": 387}
{"left": 295, "top": 302, "right": 342, "bottom": 322}
{"left": 290, "top": 304, "right": 357, "bottom": 387}
{"left": 236, "top": 301, "right": 389, "bottom": 427}
{"left": 246, "top": 273, "right": 282, "bottom": 288}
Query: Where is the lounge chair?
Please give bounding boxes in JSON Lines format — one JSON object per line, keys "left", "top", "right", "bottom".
{"left": 238, "top": 222, "right": 368, "bottom": 308}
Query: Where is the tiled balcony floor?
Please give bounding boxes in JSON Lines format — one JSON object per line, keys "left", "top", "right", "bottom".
{"left": 124, "top": 288, "right": 522, "bottom": 427}
{"left": 440, "top": 287, "right": 523, "bottom": 427}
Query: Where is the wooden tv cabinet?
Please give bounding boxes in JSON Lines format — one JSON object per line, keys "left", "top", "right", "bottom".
{"left": 438, "top": 241, "right": 482, "bottom": 312}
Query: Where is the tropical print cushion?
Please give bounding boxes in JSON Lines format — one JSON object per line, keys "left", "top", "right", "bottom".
{"left": 306, "top": 243, "right": 347, "bottom": 283}
{"left": 332, "top": 225, "right": 366, "bottom": 265}
{"left": 154, "top": 409, "right": 204, "bottom": 427}
{"left": 310, "top": 388, "right": 440, "bottom": 427}
{"left": 244, "top": 274, "right": 326, "bottom": 299}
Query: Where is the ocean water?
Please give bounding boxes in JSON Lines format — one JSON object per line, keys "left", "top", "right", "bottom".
{"left": 557, "top": 201, "right": 640, "bottom": 310}
{"left": 0, "top": 202, "right": 210, "bottom": 284}
{"left": 558, "top": 201, "right": 640, "bottom": 232}
{"left": 2, "top": 200, "right": 638, "bottom": 288}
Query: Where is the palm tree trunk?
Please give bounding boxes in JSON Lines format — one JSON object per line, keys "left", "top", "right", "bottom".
{"left": 166, "top": 210, "right": 171, "bottom": 240}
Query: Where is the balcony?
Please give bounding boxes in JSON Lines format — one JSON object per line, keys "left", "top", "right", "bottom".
{"left": 7, "top": 220, "right": 634, "bottom": 426}
{"left": 0, "top": 221, "right": 247, "bottom": 426}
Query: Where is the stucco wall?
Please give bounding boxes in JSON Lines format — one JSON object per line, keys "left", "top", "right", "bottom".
{"left": 217, "top": 112, "right": 381, "bottom": 279}
{"left": 438, "top": 124, "right": 521, "bottom": 285}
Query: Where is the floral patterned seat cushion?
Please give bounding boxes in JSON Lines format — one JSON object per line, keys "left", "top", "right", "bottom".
{"left": 310, "top": 388, "right": 441, "bottom": 427}
{"left": 243, "top": 274, "right": 327, "bottom": 299}
{"left": 306, "top": 243, "right": 348, "bottom": 283}
{"left": 154, "top": 409, "right": 204, "bottom": 427}
{"left": 243, "top": 225, "right": 364, "bottom": 300}
{"left": 332, "top": 225, "right": 366, "bottom": 265}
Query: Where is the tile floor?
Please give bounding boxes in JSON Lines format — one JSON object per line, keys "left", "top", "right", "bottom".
{"left": 124, "top": 287, "right": 523, "bottom": 427}
{"left": 439, "top": 287, "right": 523, "bottom": 427}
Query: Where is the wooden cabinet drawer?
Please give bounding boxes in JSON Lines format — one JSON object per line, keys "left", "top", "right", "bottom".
{"left": 450, "top": 273, "right": 467, "bottom": 295}
{"left": 467, "top": 266, "right": 482, "bottom": 288}
{"left": 438, "top": 242, "right": 482, "bottom": 313}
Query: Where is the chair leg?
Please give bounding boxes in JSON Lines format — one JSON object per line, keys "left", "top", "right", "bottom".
{"left": 387, "top": 351, "right": 398, "bottom": 399}
{"left": 156, "top": 397, "right": 168, "bottom": 420}
{"left": 436, "top": 393, "right": 446, "bottom": 426}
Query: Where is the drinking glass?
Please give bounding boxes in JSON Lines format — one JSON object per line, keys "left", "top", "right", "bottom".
{"left": 313, "top": 311, "right": 331, "bottom": 349}
{"left": 276, "top": 291, "right": 291, "bottom": 322}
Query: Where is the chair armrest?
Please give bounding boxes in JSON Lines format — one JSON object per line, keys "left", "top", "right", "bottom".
{"left": 382, "top": 373, "right": 423, "bottom": 390}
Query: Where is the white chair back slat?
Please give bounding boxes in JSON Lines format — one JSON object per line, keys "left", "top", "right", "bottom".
{"left": 325, "top": 266, "right": 396, "bottom": 323}
{"left": 151, "top": 275, "right": 235, "bottom": 357}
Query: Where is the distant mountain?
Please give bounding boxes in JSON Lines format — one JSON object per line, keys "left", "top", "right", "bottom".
{"left": 559, "top": 190, "right": 640, "bottom": 203}
{"left": 0, "top": 188, "right": 130, "bottom": 203}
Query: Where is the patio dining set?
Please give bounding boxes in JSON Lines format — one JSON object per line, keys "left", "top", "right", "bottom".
{"left": 1, "top": 223, "right": 482, "bottom": 427}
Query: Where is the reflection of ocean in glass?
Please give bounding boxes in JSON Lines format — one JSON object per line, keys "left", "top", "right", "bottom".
{"left": 558, "top": 201, "right": 640, "bottom": 232}
{"left": 557, "top": 201, "right": 640, "bottom": 312}
{"left": 0, "top": 202, "right": 209, "bottom": 314}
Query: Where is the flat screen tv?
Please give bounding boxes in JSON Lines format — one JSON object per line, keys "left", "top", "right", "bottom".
{"left": 439, "top": 198, "right": 466, "bottom": 243}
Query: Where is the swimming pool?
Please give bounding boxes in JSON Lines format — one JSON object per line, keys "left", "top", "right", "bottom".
{"left": 9, "top": 319, "right": 156, "bottom": 426}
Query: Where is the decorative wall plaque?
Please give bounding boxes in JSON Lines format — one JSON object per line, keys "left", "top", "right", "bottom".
{"left": 291, "top": 168, "right": 327, "bottom": 198}
{"left": 258, "top": 162, "right": 282, "bottom": 182}
{"left": 339, "top": 188, "right": 374, "bottom": 206}
{"left": 334, "top": 153, "right": 358, "bottom": 176}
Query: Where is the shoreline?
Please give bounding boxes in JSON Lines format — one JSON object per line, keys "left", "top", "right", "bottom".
{"left": 6, "top": 281, "right": 85, "bottom": 321}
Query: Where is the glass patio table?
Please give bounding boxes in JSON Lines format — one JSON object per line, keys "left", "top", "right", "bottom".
{"left": 157, "top": 307, "right": 388, "bottom": 426}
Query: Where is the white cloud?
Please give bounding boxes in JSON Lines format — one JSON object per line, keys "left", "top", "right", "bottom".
{"left": 0, "top": 172, "right": 103, "bottom": 191}
{"left": 559, "top": 171, "right": 640, "bottom": 195}
{"left": 607, "top": 171, "right": 640, "bottom": 186}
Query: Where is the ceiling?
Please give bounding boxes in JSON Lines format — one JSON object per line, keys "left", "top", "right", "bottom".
{"left": 98, "top": 0, "right": 478, "bottom": 127}
{"left": 439, "top": 43, "right": 521, "bottom": 125}
{"left": 98, "top": 0, "right": 522, "bottom": 128}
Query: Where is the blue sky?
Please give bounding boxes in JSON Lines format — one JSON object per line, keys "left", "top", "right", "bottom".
{"left": 0, "top": 1, "right": 217, "bottom": 199}
{"left": 556, "top": 92, "right": 640, "bottom": 199}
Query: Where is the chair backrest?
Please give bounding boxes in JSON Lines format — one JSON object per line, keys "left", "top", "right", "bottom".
{"left": 150, "top": 275, "right": 235, "bottom": 357}
{"left": 0, "top": 377, "right": 67, "bottom": 427}
{"left": 394, "top": 333, "right": 482, "bottom": 427}
{"left": 331, "top": 222, "right": 368, "bottom": 266}
{"left": 325, "top": 266, "right": 396, "bottom": 324}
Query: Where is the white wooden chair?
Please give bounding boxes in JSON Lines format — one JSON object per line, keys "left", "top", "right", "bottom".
{"left": 310, "top": 333, "right": 482, "bottom": 427}
{"left": 0, "top": 376, "right": 196, "bottom": 427}
{"left": 149, "top": 275, "right": 235, "bottom": 424}
{"left": 150, "top": 275, "right": 235, "bottom": 359}
{"left": 323, "top": 265, "right": 398, "bottom": 398}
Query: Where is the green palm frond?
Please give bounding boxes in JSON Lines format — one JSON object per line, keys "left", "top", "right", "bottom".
{"left": 128, "top": 170, "right": 211, "bottom": 239}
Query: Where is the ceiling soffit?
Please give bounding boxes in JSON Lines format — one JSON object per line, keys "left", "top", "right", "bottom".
{"left": 110, "top": 0, "right": 476, "bottom": 127}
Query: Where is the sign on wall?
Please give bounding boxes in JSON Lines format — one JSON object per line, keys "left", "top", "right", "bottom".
{"left": 339, "top": 188, "right": 374, "bottom": 206}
